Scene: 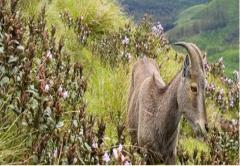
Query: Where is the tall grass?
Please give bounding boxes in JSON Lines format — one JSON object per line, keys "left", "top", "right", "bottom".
{"left": 0, "top": 115, "right": 29, "bottom": 164}
{"left": 54, "top": 0, "right": 127, "bottom": 33}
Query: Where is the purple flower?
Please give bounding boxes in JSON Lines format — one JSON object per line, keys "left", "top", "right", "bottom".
{"left": 103, "top": 152, "right": 110, "bottom": 163}
{"left": 152, "top": 26, "right": 158, "bottom": 33}
{"left": 124, "top": 161, "right": 131, "bottom": 165}
{"left": 92, "top": 142, "right": 98, "bottom": 149}
{"left": 118, "top": 144, "right": 123, "bottom": 152}
{"left": 152, "top": 22, "right": 164, "bottom": 36}
{"left": 229, "top": 96, "right": 234, "bottom": 108}
{"left": 229, "top": 100, "right": 234, "bottom": 108}
{"left": 157, "top": 22, "right": 164, "bottom": 31}
{"left": 204, "top": 63, "right": 210, "bottom": 71}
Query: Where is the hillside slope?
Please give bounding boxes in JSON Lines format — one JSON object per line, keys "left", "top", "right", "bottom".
{"left": 167, "top": 0, "right": 239, "bottom": 76}
{"left": 118, "top": 0, "right": 208, "bottom": 30}
{"left": 0, "top": 0, "right": 239, "bottom": 164}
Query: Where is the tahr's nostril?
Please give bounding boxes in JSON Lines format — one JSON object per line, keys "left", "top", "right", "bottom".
{"left": 205, "top": 124, "right": 209, "bottom": 133}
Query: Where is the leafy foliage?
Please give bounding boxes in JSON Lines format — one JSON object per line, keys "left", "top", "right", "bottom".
{"left": 167, "top": 0, "right": 239, "bottom": 76}
{"left": 120, "top": 0, "right": 239, "bottom": 77}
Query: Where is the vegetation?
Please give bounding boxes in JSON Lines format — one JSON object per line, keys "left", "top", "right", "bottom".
{"left": 0, "top": 0, "right": 239, "bottom": 164}
{"left": 120, "top": 0, "right": 239, "bottom": 77}
{"left": 119, "top": 0, "right": 208, "bottom": 29}
{"left": 167, "top": 0, "right": 239, "bottom": 77}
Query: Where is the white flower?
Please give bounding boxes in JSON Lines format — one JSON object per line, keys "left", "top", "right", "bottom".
{"left": 46, "top": 51, "right": 53, "bottom": 60}
{"left": 233, "top": 70, "right": 240, "bottom": 82}
{"left": 229, "top": 100, "right": 234, "bottom": 107}
{"left": 122, "top": 36, "right": 129, "bottom": 45}
{"left": 17, "top": 45, "right": 24, "bottom": 52}
{"left": 232, "top": 119, "right": 237, "bottom": 125}
{"left": 205, "top": 79, "right": 208, "bottom": 85}
{"left": 63, "top": 91, "right": 69, "bottom": 99}
{"left": 53, "top": 148, "right": 58, "bottom": 158}
{"left": 73, "top": 119, "right": 78, "bottom": 127}
{"left": 112, "top": 148, "right": 118, "bottom": 159}
{"left": 103, "top": 152, "right": 110, "bottom": 162}
{"left": 22, "top": 121, "right": 28, "bottom": 126}
{"left": 56, "top": 121, "right": 64, "bottom": 128}
{"left": 73, "top": 157, "right": 78, "bottom": 164}
{"left": 233, "top": 70, "right": 238, "bottom": 74}
{"left": 219, "top": 57, "right": 223, "bottom": 62}
{"left": 58, "top": 86, "right": 63, "bottom": 94}
{"left": 44, "top": 84, "right": 50, "bottom": 92}
{"left": 220, "top": 89, "right": 224, "bottom": 94}
{"left": 44, "top": 107, "right": 52, "bottom": 117}
{"left": 126, "top": 53, "right": 131, "bottom": 60}
{"left": 49, "top": 80, "right": 54, "bottom": 86}
{"left": 227, "top": 79, "right": 232, "bottom": 84}
{"left": 144, "top": 43, "right": 148, "bottom": 49}
{"left": 118, "top": 144, "right": 123, "bottom": 152}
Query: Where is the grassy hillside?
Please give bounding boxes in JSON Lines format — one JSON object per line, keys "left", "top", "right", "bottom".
{"left": 0, "top": 0, "right": 239, "bottom": 164}
{"left": 167, "top": 0, "right": 239, "bottom": 76}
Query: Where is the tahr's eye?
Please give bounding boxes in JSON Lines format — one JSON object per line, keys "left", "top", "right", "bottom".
{"left": 190, "top": 84, "right": 198, "bottom": 93}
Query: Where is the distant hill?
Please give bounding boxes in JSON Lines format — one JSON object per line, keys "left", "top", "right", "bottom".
{"left": 118, "top": 0, "right": 208, "bottom": 30}
{"left": 167, "top": 0, "right": 239, "bottom": 76}
{"left": 119, "top": 0, "right": 239, "bottom": 76}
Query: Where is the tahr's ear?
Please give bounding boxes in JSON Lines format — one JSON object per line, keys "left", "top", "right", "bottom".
{"left": 183, "top": 55, "right": 190, "bottom": 77}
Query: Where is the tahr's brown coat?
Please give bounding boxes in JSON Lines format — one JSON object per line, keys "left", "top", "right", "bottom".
{"left": 127, "top": 42, "right": 208, "bottom": 164}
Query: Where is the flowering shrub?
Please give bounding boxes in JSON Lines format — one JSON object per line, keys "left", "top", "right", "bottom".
{"left": 60, "top": 11, "right": 91, "bottom": 45}
{"left": 0, "top": 1, "right": 146, "bottom": 164}
{"left": 0, "top": 1, "right": 98, "bottom": 164}
{"left": 61, "top": 13, "right": 169, "bottom": 66}
{"left": 204, "top": 57, "right": 239, "bottom": 112}
{"left": 178, "top": 118, "right": 239, "bottom": 164}
{"left": 209, "top": 57, "right": 225, "bottom": 76}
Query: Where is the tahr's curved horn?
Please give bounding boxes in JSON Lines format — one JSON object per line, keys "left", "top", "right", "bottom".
{"left": 173, "top": 42, "right": 201, "bottom": 70}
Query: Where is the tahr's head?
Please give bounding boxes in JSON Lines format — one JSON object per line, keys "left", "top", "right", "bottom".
{"left": 175, "top": 42, "right": 208, "bottom": 138}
